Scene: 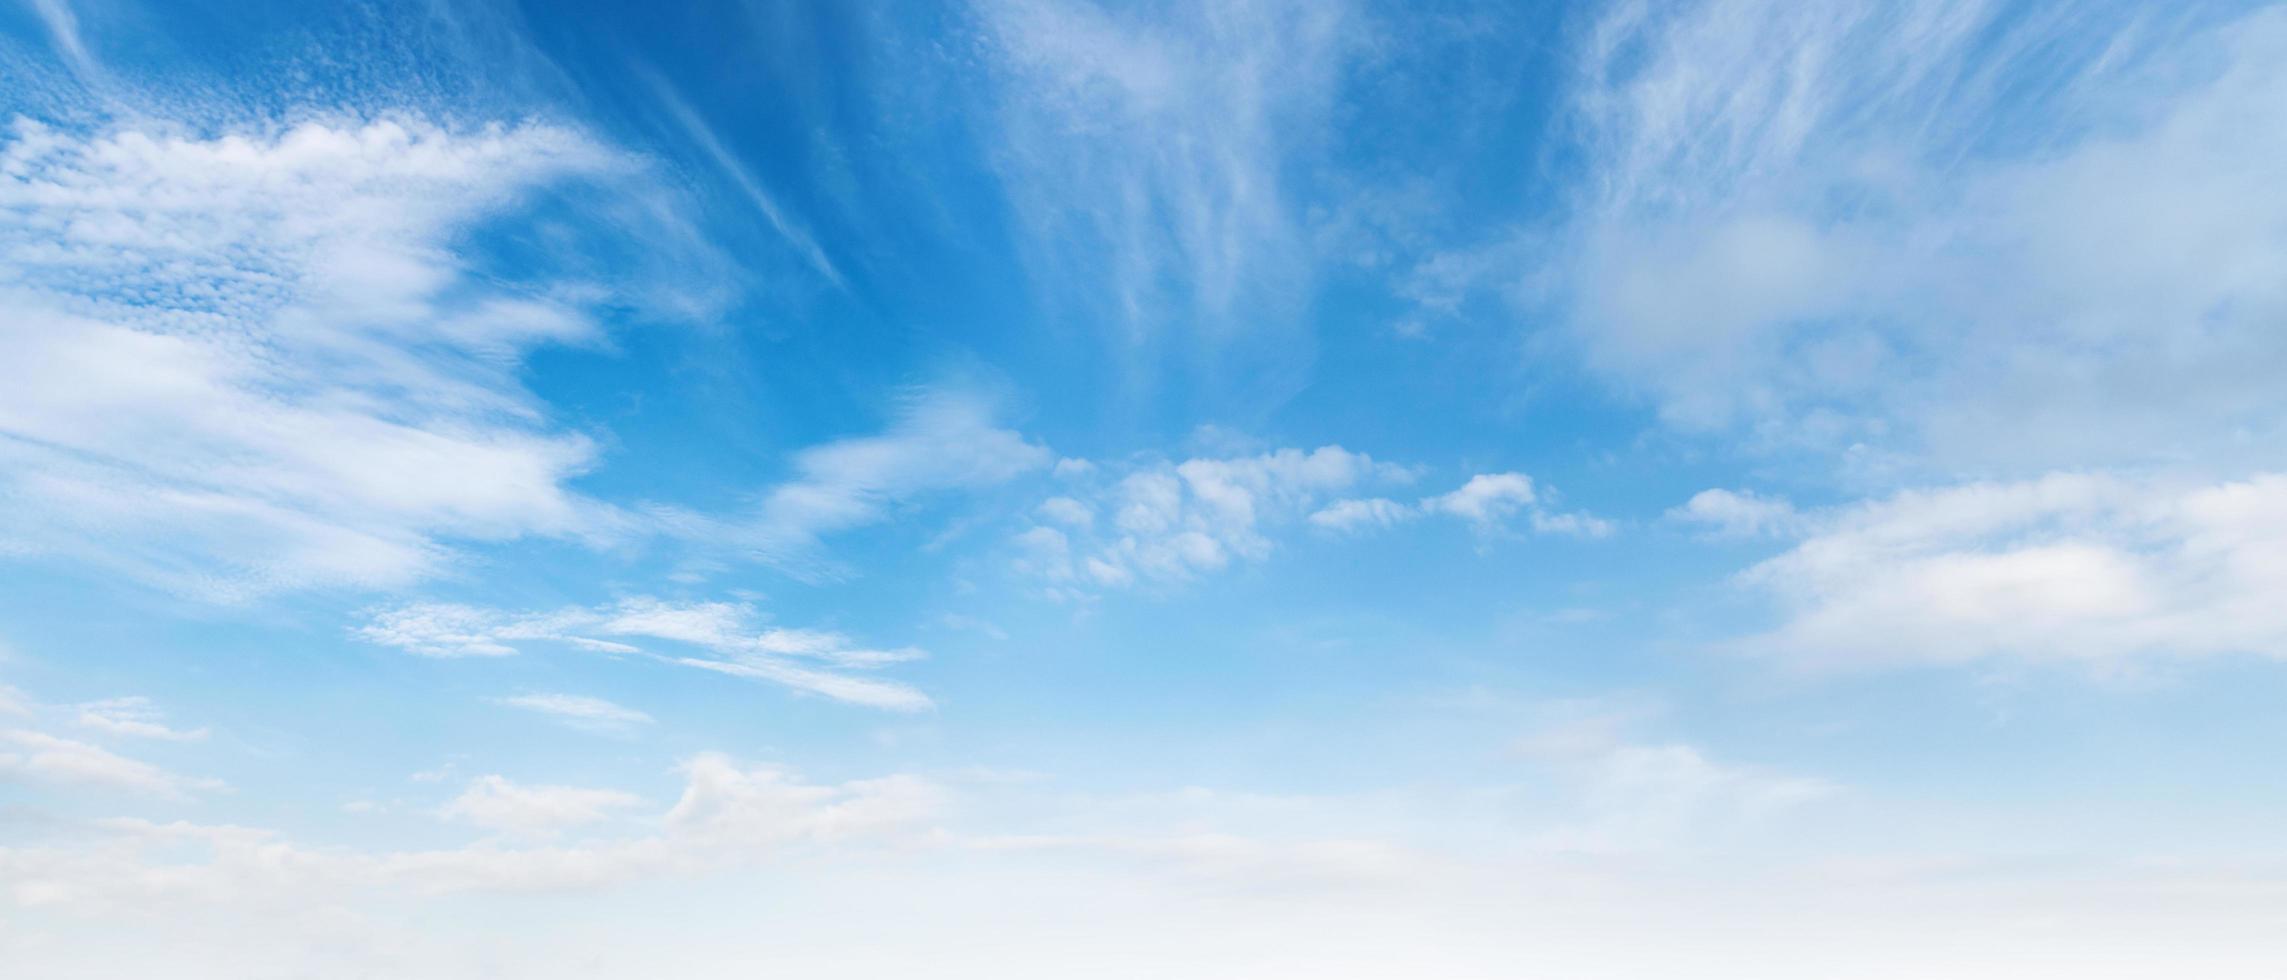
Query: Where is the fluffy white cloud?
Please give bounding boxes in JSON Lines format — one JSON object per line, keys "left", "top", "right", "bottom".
{"left": 0, "top": 729, "right": 222, "bottom": 798}
{"left": 1672, "top": 488, "right": 1801, "bottom": 539}
{"left": 439, "top": 776, "right": 644, "bottom": 837}
{"left": 1727, "top": 472, "right": 2287, "bottom": 665}
{"left": 358, "top": 597, "right": 931, "bottom": 711}
{"left": 1421, "top": 472, "right": 1537, "bottom": 524}
{"left": 0, "top": 116, "right": 659, "bottom": 599}
{"left": 489, "top": 693, "right": 654, "bottom": 733}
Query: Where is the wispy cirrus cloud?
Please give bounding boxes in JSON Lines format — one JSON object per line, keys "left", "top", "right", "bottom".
{"left": 1539, "top": 0, "right": 2287, "bottom": 470}
{"left": 74, "top": 697, "right": 207, "bottom": 742}
{"left": 638, "top": 66, "right": 846, "bottom": 290}
{"left": 359, "top": 597, "right": 932, "bottom": 711}
{"left": 967, "top": 0, "right": 1356, "bottom": 339}
{"left": 0, "top": 115, "right": 680, "bottom": 599}
{"left": 0, "top": 729, "right": 222, "bottom": 799}
{"left": 654, "top": 387, "right": 1051, "bottom": 579}
{"left": 21, "top": 0, "right": 96, "bottom": 79}
{"left": 489, "top": 693, "right": 654, "bottom": 734}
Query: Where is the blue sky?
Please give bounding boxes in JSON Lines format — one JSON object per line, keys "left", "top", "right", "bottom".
{"left": 4, "top": 0, "right": 2287, "bottom": 976}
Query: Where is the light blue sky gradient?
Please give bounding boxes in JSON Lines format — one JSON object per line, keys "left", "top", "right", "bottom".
{"left": 5, "top": 1, "right": 2287, "bottom": 976}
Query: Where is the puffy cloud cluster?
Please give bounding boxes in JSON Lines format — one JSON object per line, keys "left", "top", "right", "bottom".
{"left": 1013, "top": 445, "right": 1410, "bottom": 592}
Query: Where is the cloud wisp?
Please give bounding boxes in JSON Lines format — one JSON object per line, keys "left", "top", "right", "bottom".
{"left": 967, "top": 0, "right": 1356, "bottom": 339}
{"left": 488, "top": 693, "right": 654, "bottom": 734}
{"left": 359, "top": 597, "right": 932, "bottom": 711}
{"left": 0, "top": 728, "right": 222, "bottom": 799}
{"left": 0, "top": 116, "right": 655, "bottom": 599}
{"left": 1312, "top": 472, "right": 1615, "bottom": 539}
{"left": 652, "top": 388, "right": 1051, "bottom": 581}
{"left": 1396, "top": 1, "right": 2287, "bottom": 474}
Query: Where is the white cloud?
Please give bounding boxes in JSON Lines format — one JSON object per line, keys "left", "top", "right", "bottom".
{"left": 1729, "top": 471, "right": 2287, "bottom": 665}
{"left": 74, "top": 697, "right": 207, "bottom": 741}
{"left": 1016, "top": 445, "right": 1409, "bottom": 589}
{"left": 1422, "top": 472, "right": 1537, "bottom": 524}
{"left": 667, "top": 657, "right": 932, "bottom": 714}
{"left": 1513, "top": 702, "right": 1832, "bottom": 852}
{"left": 1673, "top": 488, "right": 1801, "bottom": 538}
{"left": 670, "top": 389, "right": 1050, "bottom": 577}
{"left": 639, "top": 68, "right": 845, "bottom": 289}
{"left": 358, "top": 597, "right": 932, "bottom": 711}
{"left": 0, "top": 754, "right": 943, "bottom": 911}
{"left": 1025, "top": 455, "right": 1615, "bottom": 592}
{"left": 1519, "top": 1, "right": 2287, "bottom": 470}
{"left": 1305, "top": 496, "right": 1415, "bottom": 532}
{"left": 0, "top": 729, "right": 221, "bottom": 798}
{"left": 969, "top": 0, "right": 1354, "bottom": 337}
{"left": 664, "top": 753, "right": 946, "bottom": 850}
{"left": 0, "top": 116, "right": 652, "bottom": 599}
{"left": 1311, "top": 471, "right": 1614, "bottom": 539}
{"left": 438, "top": 775, "right": 644, "bottom": 837}
{"left": 489, "top": 693, "right": 653, "bottom": 733}
{"left": 24, "top": 0, "right": 95, "bottom": 79}
{"left": 1035, "top": 496, "right": 1094, "bottom": 529}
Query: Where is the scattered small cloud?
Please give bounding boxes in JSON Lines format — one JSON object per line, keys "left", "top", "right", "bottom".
{"left": 488, "top": 693, "right": 654, "bottom": 734}
{"left": 1672, "top": 489, "right": 1801, "bottom": 539}
{"left": 74, "top": 697, "right": 208, "bottom": 742}
{"left": 1014, "top": 445, "right": 1410, "bottom": 593}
